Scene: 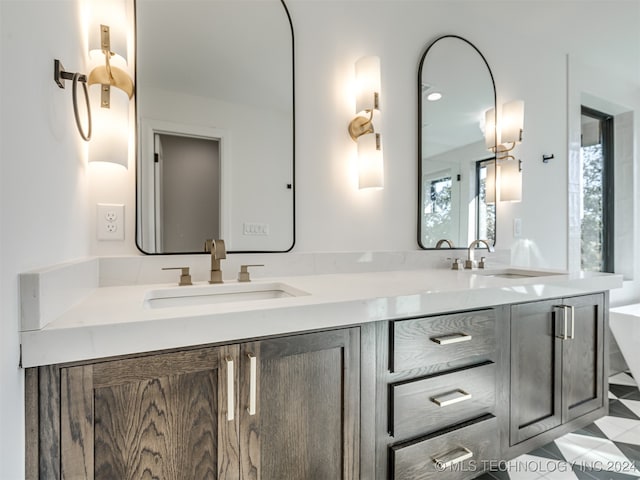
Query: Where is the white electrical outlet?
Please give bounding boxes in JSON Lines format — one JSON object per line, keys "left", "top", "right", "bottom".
{"left": 97, "top": 204, "right": 124, "bottom": 240}
{"left": 514, "top": 218, "right": 522, "bottom": 238}
{"left": 243, "top": 222, "right": 270, "bottom": 236}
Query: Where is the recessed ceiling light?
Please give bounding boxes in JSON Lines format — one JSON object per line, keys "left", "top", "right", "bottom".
{"left": 427, "top": 92, "right": 442, "bottom": 102}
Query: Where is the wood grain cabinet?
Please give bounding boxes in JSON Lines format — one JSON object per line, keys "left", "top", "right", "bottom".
{"left": 377, "top": 308, "right": 500, "bottom": 480}
{"left": 26, "top": 328, "right": 360, "bottom": 480}
{"left": 509, "top": 294, "right": 606, "bottom": 446}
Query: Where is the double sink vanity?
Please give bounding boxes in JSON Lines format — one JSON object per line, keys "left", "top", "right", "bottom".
{"left": 21, "top": 254, "right": 622, "bottom": 479}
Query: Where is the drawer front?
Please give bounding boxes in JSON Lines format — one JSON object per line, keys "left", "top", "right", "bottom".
{"left": 391, "top": 309, "right": 496, "bottom": 372}
{"left": 391, "top": 415, "right": 498, "bottom": 480}
{"left": 391, "top": 362, "right": 495, "bottom": 439}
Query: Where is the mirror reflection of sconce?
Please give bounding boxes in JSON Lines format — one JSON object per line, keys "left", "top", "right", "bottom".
{"left": 484, "top": 99, "right": 524, "bottom": 159}
{"left": 484, "top": 99, "right": 524, "bottom": 203}
{"left": 348, "top": 56, "right": 384, "bottom": 189}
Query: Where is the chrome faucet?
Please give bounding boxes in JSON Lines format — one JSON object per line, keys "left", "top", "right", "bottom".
{"left": 465, "top": 239, "right": 495, "bottom": 269}
{"left": 204, "top": 239, "right": 226, "bottom": 283}
{"left": 435, "top": 239, "right": 455, "bottom": 249}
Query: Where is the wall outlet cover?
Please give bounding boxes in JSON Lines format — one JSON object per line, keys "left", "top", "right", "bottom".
{"left": 97, "top": 204, "right": 124, "bottom": 241}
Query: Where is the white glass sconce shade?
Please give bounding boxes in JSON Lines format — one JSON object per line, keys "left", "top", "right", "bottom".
{"left": 484, "top": 100, "right": 524, "bottom": 148}
{"left": 87, "top": 0, "right": 128, "bottom": 61}
{"left": 88, "top": 86, "right": 129, "bottom": 167}
{"left": 501, "top": 100, "right": 524, "bottom": 144}
{"left": 499, "top": 159, "right": 522, "bottom": 202}
{"left": 358, "top": 133, "right": 384, "bottom": 189}
{"left": 355, "top": 56, "right": 381, "bottom": 114}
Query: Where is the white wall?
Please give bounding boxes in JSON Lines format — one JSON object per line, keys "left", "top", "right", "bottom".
{"left": 1, "top": 1, "right": 91, "bottom": 477}
{"left": 1, "top": 1, "right": 639, "bottom": 477}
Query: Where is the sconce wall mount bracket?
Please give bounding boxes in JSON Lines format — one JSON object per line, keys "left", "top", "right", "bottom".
{"left": 348, "top": 109, "right": 375, "bottom": 141}
{"left": 88, "top": 24, "right": 134, "bottom": 108}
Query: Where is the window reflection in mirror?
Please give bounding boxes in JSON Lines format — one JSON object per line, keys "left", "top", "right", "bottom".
{"left": 476, "top": 159, "right": 496, "bottom": 245}
{"left": 418, "top": 35, "right": 497, "bottom": 249}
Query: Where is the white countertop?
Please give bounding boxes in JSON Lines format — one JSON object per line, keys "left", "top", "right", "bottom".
{"left": 20, "top": 266, "right": 622, "bottom": 367}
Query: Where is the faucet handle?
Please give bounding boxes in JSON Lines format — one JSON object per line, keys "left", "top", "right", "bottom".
{"left": 478, "top": 257, "right": 487, "bottom": 269}
{"left": 204, "top": 238, "right": 213, "bottom": 252}
{"left": 446, "top": 258, "right": 463, "bottom": 270}
{"left": 162, "top": 267, "right": 193, "bottom": 286}
{"left": 238, "top": 264, "right": 264, "bottom": 282}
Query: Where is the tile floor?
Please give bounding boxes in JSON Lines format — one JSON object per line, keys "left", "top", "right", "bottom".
{"left": 476, "top": 372, "right": 640, "bottom": 480}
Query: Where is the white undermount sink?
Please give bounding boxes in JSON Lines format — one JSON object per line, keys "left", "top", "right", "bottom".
{"left": 470, "top": 268, "right": 566, "bottom": 279}
{"left": 144, "top": 282, "right": 309, "bottom": 309}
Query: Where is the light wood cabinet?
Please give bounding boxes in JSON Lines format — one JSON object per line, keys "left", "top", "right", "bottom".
{"left": 27, "top": 328, "right": 360, "bottom": 480}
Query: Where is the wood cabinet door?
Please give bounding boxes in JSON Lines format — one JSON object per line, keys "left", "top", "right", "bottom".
{"left": 60, "top": 346, "right": 240, "bottom": 480}
{"left": 510, "top": 300, "right": 563, "bottom": 445}
{"left": 562, "top": 294, "right": 605, "bottom": 422}
{"left": 239, "top": 328, "right": 360, "bottom": 480}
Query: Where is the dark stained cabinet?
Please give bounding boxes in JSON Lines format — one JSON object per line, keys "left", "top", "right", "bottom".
{"left": 27, "top": 328, "right": 360, "bottom": 480}
{"left": 378, "top": 308, "right": 500, "bottom": 480}
{"left": 25, "top": 292, "right": 611, "bottom": 480}
{"left": 238, "top": 329, "right": 360, "bottom": 480}
{"left": 509, "top": 294, "right": 605, "bottom": 446}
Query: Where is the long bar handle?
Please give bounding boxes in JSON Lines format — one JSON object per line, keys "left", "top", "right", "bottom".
{"left": 431, "top": 389, "right": 472, "bottom": 407}
{"left": 566, "top": 305, "right": 575, "bottom": 339}
{"left": 248, "top": 353, "right": 257, "bottom": 416}
{"left": 554, "top": 305, "right": 568, "bottom": 340}
{"left": 433, "top": 447, "right": 473, "bottom": 469}
{"left": 431, "top": 333, "right": 472, "bottom": 345}
{"left": 226, "top": 356, "right": 234, "bottom": 421}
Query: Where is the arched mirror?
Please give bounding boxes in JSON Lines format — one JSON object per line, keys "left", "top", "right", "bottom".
{"left": 418, "top": 35, "right": 497, "bottom": 250}
{"left": 136, "top": 0, "right": 294, "bottom": 254}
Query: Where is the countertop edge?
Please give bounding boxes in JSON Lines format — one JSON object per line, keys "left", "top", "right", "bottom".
{"left": 20, "top": 271, "right": 622, "bottom": 368}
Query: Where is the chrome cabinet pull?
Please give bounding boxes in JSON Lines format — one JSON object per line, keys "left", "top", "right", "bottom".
{"left": 248, "top": 353, "right": 257, "bottom": 416}
{"left": 567, "top": 305, "right": 575, "bottom": 339}
{"left": 431, "top": 333, "right": 472, "bottom": 345}
{"left": 433, "top": 447, "right": 473, "bottom": 469}
{"left": 226, "top": 356, "right": 234, "bottom": 421}
{"left": 555, "top": 305, "right": 568, "bottom": 340}
{"left": 431, "top": 389, "right": 472, "bottom": 407}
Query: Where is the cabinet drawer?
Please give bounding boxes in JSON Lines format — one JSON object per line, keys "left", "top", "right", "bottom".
{"left": 391, "top": 415, "right": 498, "bottom": 480}
{"left": 391, "top": 309, "right": 496, "bottom": 372}
{"left": 391, "top": 362, "right": 495, "bottom": 439}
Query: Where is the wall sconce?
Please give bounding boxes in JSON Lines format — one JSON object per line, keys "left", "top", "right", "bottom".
{"left": 87, "top": 19, "right": 134, "bottom": 167}
{"left": 348, "top": 56, "right": 383, "bottom": 189}
{"left": 484, "top": 100, "right": 524, "bottom": 202}
{"left": 53, "top": 0, "right": 133, "bottom": 168}
{"left": 485, "top": 100, "right": 524, "bottom": 159}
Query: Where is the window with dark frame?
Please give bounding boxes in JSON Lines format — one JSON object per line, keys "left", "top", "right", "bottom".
{"left": 580, "top": 106, "right": 614, "bottom": 273}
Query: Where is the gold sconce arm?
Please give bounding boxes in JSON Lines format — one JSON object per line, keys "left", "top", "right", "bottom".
{"left": 88, "top": 24, "right": 134, "bottom": 108}
{"left": 348, "top": 109, "right": 375, "bottom": 141}
{"left": 493, "top": 141, "right": 517, "bottom": 161}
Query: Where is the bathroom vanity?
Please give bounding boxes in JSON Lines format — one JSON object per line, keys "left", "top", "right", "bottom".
{"left": 21, "top": 259, "right": 621, "bottom": 479}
